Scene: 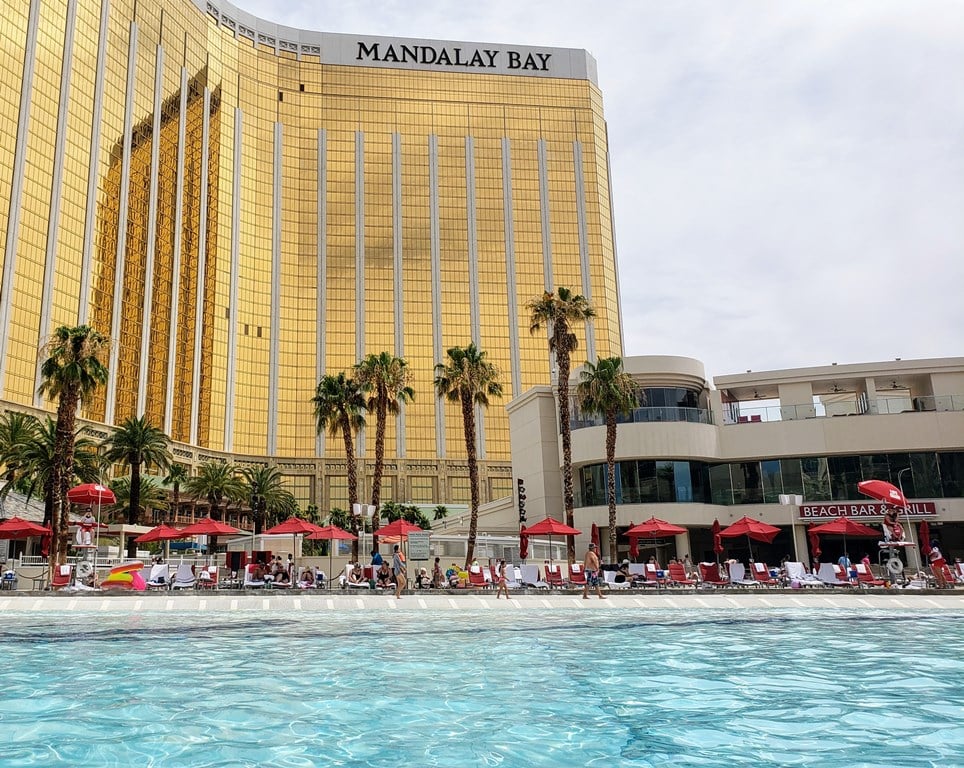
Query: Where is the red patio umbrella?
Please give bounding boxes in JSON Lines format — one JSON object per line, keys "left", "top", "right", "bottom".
{"left": 807, "top": 523, "right": 822, "bottom": 561}
{"left": 719, "top": 515, "right": 780, "bottom": 561}
{"left": 711, "top": 518, "right": 723, "bottom": 559}
{"left": 521, "top": 516, "right": 581, "bottom": 566}
{"left": 0, "top": 516, "right": 52, "bottom": 539}
{"left": 263, "top": 517, "right": 324, "bottom": 578}
{"left": 590, "top": 522, "right": 600, "bottom": 551}
{"left": 857, "top": 479, "right": 908, "bottom": 509}
{"left": 626, "top": 517, "right": 687, "bottom": 564}
{"left": 918, "top": 520, "right": 931, "bottom": 557}
{"left": 808, "top": 516, "right": 879, "bottom": 562}
{"left": 629, "top": 521, "right": 638, "bottom": 559}
{"left": 66, "top": 483, "right": 116, "bottom": 506}
{"left": 134, "top": 524, "right": 186, "bottom": 544}
{"left": 306, "top": 523, "right": 357, "bottom": 584}
{"left": 179, "top": 516, "right": 243, "bottom": 560}
{"left": 519, "top": 525, "right": 529, "bottom": 561}
{"left": 374, "top": 518, "right": 424, "bottom": 540}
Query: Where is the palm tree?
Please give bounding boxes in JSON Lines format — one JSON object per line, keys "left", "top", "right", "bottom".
{"left": 18, "top": 418, "right": 102, "bottom": 531}
{"left": 240, "top": 464, "right": 298, "bottom": 534}
{"left": 576, "top": 357, "right": 637, "bottom": 562}
{"left": 107, "top": 475, "right": 168, "bottom": 526}
{"left": 527, "top": 287, "right": 595, "bottom": 563}
{"left": 312, "top": 372, "right": 366, "bottom": 559}
{"left": 434, "top": 343, "right": 502, "bottom": 568}
{"left": 184, "top": 461, "right": 245, "bottom": 522}
{"left": 433, "top": 504, "right": 449, "bottom": 522}
{"left": 103, "top": 415, "right": 173, "bottom": 557}
{"left": 354, "top": 352, "right": 414, "bottom": 539}
{"left": 164, "top": 463, "right": 189, "bottom": 523}
{"left": 37, "top": 325, "right": 109, "bottom": 565}
{"left": 0, "top": 410, "right": 42, "bottom": 503}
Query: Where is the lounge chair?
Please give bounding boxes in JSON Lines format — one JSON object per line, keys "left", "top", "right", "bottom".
{"left": 146, "top": 563, "right": 170, "bottom": 589}
{"left": 520, "top": 564, "right": 549, "bottom": 588}
{"left": 854, "top": 563, "right": 887, "bottom": 587}
{"left": 785, "top": 561, "right": 822, "bottom": 588}
{"left": 170, "top": 562, "right": 197, "bottom": 589}
{"left": 955, "top": 562, "right": 964, "bottom": 584}
{"left": 817, "top": 563, "right": 853, "bottom": 587}
{"left": 544, "top": 563, "right": 567, "bottom": 588}
{"left": 726, "top": 562, "right": 759, "bottom": 587}
{"left": 568, "top": 563, "right": 588, "bottom": 586}
{"left": 50, "top": 564, "right": 73, "bottom": 590}
{"left": 698, "top": 562, "right": 728, "bottom": 588}
{"left": 750, "top": 562, "right": 780, "bottom": 587}
{"left": 644, "top": 563, "right": 667, "bottom": 587}
{"left": 468, "top": 565, "right": 489, "bottom": 589}
{"left": 667, "top": 562, "right": 696, "bottom": 586}
{"left": 242, "top": 563, "right": 266, "bottom": 589}
{"left": 602, "top": 570, "right": 630, "bottom": 589}
{"left": 197, "top": 565, "right": 218, "bottom": 589}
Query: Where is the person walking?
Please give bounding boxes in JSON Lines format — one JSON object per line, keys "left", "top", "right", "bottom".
{"left": 582, "top": 542, "right": 606, "bottom": 600}
{"left": 392, "top": 543, "right": 407, "bottom": 599}
{"left": 495, "top": 559, "right": 511, "bottom": 599}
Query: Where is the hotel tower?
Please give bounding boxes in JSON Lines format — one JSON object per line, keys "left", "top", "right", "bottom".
{"left": 0, "top": 0, "right": 622, "bottom": 510}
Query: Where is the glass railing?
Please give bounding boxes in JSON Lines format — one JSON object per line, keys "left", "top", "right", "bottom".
{"left": 727, "top": 394, "right": 964, "bottom": 424}
{"left": 571, "top": 406, "right": 714, "bottom": 430}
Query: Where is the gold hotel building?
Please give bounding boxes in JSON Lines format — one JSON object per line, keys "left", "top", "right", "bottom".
{"left": 0, "top": 0, "right": 622, "bottom": 511}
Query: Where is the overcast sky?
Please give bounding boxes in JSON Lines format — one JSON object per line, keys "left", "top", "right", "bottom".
{"left": 233, "top": 0, "right": 963, "bottom": 380}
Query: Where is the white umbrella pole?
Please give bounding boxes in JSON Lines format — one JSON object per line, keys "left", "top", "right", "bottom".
{"left": 94, "top": 500, "right": 101, "bottom": 585}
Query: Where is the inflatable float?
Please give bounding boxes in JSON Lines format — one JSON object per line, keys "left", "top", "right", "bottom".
{"left": 100, "top": 561, "right": 146, "bottom": 591}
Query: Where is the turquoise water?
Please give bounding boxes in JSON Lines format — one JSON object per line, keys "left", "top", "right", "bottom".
{"left": 1, "top": 609, "right": 962, "bottom": 767}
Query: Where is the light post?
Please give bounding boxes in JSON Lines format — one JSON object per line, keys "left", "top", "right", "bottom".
{"left": 895, "top": 467, "right": 920, "bottom": 569}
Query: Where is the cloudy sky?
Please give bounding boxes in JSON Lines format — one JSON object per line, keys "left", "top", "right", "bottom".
{"left": 234, "top": 0, "right": 963, "bottom": 380}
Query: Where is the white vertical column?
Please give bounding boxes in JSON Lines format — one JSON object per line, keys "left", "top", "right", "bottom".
{"left": 79, "top": 0, "right": 110, "bottom": 326}
{"left": 465, "top": 135, "right": 485, "bottom": 458}
{"left": 392, "top": 131, "right": 405, "bottom": 458}
{"left": 34, "top": 0, "right": 79, "bottom": 407}
{"left": 136, "top": 43, "right": 165, "bottom": 417}
{"left": 267, "top": 121, "right": 282, "bottom": 455}
{"left": 315, "top": 128, "right": 327, "bottom": 457}
{"left": 354, "top": 130, "right": 365, "bottom": 366}
{"left": 537, "top": 138, "right": 552, "bottom": 289}
{"left": 0, "top": 0, "right": 41, "bottom": 393}
{"left": 220, "top": 106, "right": 242, "bottom": 450}
{"left": 105, "top": 21, "right": 139, "bottom": 424}
{"left": 190, "top": 87, "right": 211, "bottom": 445}
{"left": 429, "top": 134, "right": 444, "bottom": 457}
{"left": 164, "top": 66, "right": 189, "bottom": 434}
{"left": 604, "top": 135, "right": 625, "bottom": 355}
{"left": 501, "top": 137, "right": 522, "bottom": 400}
{"left": 573, "top": 140, "right": 595, "bottom": 360}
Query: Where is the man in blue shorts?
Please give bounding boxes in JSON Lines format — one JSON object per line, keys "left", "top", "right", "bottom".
{"left": 582, "top": 542, "right": 607, "bottom": 600}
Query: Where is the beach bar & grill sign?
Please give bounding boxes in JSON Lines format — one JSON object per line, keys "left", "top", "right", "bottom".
{"left": 799, "top": 501, "right": 937, "bottom": 520}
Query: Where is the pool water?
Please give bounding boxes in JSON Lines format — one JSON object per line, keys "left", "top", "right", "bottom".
{"left": 1, "top": 609, "right": 961, "bottom": 767}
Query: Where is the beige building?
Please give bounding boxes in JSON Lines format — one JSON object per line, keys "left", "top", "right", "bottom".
{"left": 478, "top": 356, "right": 964, "bottom": 568}
{"left": 0, "top": 0, "right": 621, "bottom": 510}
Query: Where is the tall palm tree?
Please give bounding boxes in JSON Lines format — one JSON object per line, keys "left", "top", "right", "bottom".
{"left": 312, "top": 372, "right": 366, "bottom": 559}
{"left": 18, "top": 418, "right": 102, "bottom": 532}
{"left": 103, "top": 415, "right": 173, "bottom": 557}
{"left": 354, "top": 352, "right": 414, "bottom": 540}
{"left": 240, "top": 464, "right": 298, "bottom": 534}
{"left": 184, "top": 461, "right": 245, "bottom": 522}
{"left": 527, "top": 287, "right": 595, "bottom": 563}
{"left": 434, "top": 343, "right": 502, "bottom": 568}
{"left": 37, "top": 324, "right": 109, "bottom": 565}
{"left": 106, "top": 475, "right": 168, "bottom": 526}
{"left": 164, "top": 463, "right": 189, "bottom": 522}
{"left": 576, "top": 356, "right": 637, "bottom": 562}
{"left": 0, "top": 410, "right": 42, "bottom": 503}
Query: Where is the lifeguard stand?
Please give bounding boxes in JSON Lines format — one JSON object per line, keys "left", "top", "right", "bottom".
{"left": 72, "top": 519, "right": 99, "bottom": 586}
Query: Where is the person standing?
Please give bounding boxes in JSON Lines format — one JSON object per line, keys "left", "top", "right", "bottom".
{"left": 582, "top": 542, "right": 606, "bottom": 600}
{"left": 495, "top": 559, "right": 511, "bottom": 599}
{"left": 392, "top": 543, "right": 407, "bottom": 599}
{"left": 371, "top": 548, "right": 383, "bottom": 567}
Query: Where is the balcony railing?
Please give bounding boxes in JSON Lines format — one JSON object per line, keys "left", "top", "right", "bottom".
{"left": 572, "top": 406, "right": 714, "bottom": 430}
{"left": 727, "top": 394, "right": 964, "bottom": 424}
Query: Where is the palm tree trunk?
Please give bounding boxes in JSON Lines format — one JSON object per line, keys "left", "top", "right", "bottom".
{"left": 461, "top": 394, "right": 479, "bottom": 568}
{"left": 342, "top": 425, "right": 359, "bottom": 561}
{"left": 52, "top": 388, "right": 79, "bottom": 566}
{"left": 371, "top": 398, "right": 387, "bottom": 539}
{"left": 606, "top": 412, "right": 618, "bottom": 563}
{"left": 555, "top": 335, "right": 576, "bottom": 564}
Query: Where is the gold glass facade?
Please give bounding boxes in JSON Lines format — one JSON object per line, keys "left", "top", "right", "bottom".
{"left": 0, "top": 0, "right": 622, "bottom": 509}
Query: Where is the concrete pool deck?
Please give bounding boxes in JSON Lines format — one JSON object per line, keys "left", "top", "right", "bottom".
{"left": 2, "top": 589, "right": 963, "bottom": 612}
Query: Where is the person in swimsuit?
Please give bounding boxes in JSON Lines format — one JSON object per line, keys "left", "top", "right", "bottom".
{"left": 582, "top": 543, "right": 606, "bottom": 600}
{"left": 495, "top": 559, "right": 511, "bottom": 599}
{"left": 883, "top": 505, "right": 904, "bottom": 543}
{"left": 392, "top": 543, "right": 407, "bottom": 599}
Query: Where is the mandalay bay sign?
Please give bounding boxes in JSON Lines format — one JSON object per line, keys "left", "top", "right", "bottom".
{"left": 356, "top": 41, "right": 553, "bottom": 72}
